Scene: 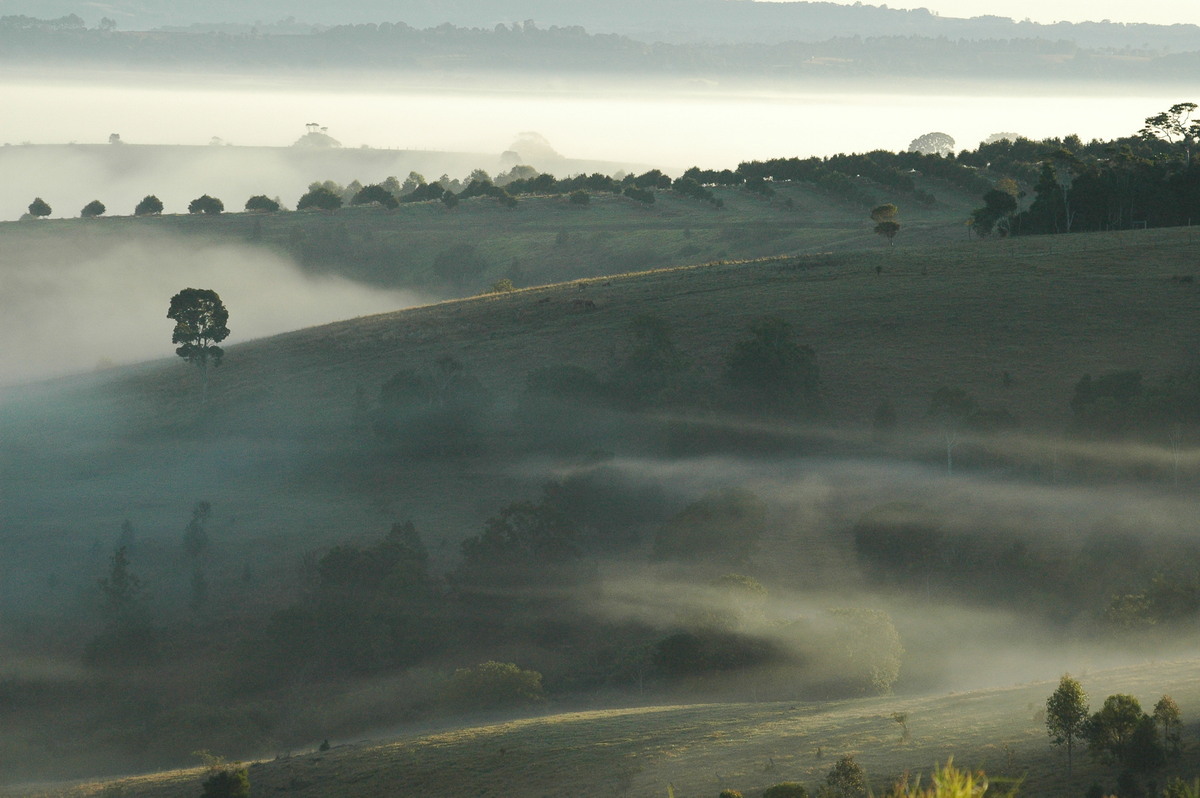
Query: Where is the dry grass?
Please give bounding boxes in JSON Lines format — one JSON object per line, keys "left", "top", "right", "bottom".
{"left": 9, "top": 659, "right": 1200, "bottom": 798}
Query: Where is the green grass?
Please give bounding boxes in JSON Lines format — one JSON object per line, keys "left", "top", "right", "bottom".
{"left": 9, "top": 659, "right": 1200, "bottom": 797}
{"left": 0, "top": 175, "right": 976, "bottom": 297}
{"left": 3, "top": 224, "right": 1200, "bottom": 793}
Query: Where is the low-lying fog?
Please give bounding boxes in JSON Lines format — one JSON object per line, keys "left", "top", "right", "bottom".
{"left": 0, "top": 230, "right": 428, "bottom": 383}
{"left": 1, "top": 72, "right": 1193, "bottom": 219}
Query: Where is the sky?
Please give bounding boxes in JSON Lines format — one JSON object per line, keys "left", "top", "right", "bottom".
{"left": 875, "top": 0, "right": 1200, "bottom": 25}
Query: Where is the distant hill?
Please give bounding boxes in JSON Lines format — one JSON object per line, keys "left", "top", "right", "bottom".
{"left": 2, "top": 0, "right": 1199, "bottom": 48}
{"left": 3, "top": 15, "right": 1200, "bottom": 82}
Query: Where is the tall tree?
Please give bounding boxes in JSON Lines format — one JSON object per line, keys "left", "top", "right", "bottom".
{"left": 167, "top": 288, "right": 230, "bottom": 403}
{"left": 1047, "top": 673, "right": 1089, "bottom": 777}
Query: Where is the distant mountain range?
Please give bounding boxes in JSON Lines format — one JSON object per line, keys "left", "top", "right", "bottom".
{"left": 2, "top": 0, "right": 1199, "bottom": 49}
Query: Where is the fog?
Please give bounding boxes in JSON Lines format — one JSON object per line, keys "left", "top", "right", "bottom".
{"left": 0, "top": 229, "right": 428, "bottom": 383}
{"left": 0, "top": 72, "right": 1193, "bottom": 219}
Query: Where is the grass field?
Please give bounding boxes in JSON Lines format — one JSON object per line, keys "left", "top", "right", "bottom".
{"left": 3, "top": 222, "right": 1200, "bottom": 795}
{"left": 8, "top": 659, "right": 1200, "bottom": 798}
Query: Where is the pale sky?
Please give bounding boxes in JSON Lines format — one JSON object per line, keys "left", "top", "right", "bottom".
{"left": 816, "top": 1, "right": 1200, "bottom": 26}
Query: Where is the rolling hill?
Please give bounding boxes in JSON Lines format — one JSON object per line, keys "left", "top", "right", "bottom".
{"left": 7, "top": 659, "right": 1200, "bottom": 797}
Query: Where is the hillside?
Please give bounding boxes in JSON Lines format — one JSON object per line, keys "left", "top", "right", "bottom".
{"left": 8, "top": 660, "right": 1200, "bottom": 797}
{"left": 3, "top": 226, "right": 1200, "bottom": 788}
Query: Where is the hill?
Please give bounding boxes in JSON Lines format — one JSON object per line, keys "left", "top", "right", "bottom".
{"left": 8, "top": 659, "right": 1200, "bottom": 797}
{"left": 3, "top": 225, "right": 1200, "bottom": 787}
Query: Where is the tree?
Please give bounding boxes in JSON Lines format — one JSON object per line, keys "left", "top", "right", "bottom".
{"left": 441, "top": 661, "right": 544, "bottom": 711}
{"left": 1154, "top": 695, "right": 1183, "bottom": 760}
{"left": 27, "top": 197, "right": 51, "bottom": 218}
{"left": 970, "top": 188, "right": 1019, "bottom": 237}
{"left": 244, "top": 194, "right": 280, "bottom": 213}
{"left": 1047, "top": 674, "right": 1089, "bottom": 777}
{"left": 134, "top": 194, "right": 163, "bottom": 216}
{"left": 80, "top": 199, "right": 106, "bottom": 218}
{"left": 724, "top": 316, "right": 820, "bottom": 417}
{"left": 1140, "top": 102, "right": 1200, "bottom": 162}
{"left": 826, "top": 755, "right": 868, "bottom": 798}
{"left": 188, "top": 194, "right": 224, "bottom": 215}
{"left": 1085, "top": 694, "right": 1147, "bottom": 767}
{"left": 871, "top": 204, "right": 901, "bottom": 246}
{"left": 351, "top": 183, "right": 400, "bottom": 209}
{"left": 167, "top": 288, "right": 230, "bottom": 404}
{"left": 297, "top": 186, "right": 342, "bottom": 211}
{"left": 907, "top": 132, "right": 955, "bottom": 156}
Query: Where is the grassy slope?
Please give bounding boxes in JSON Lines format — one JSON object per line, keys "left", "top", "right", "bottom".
{"left": 11, "top": 659, "right": 1200, "bottom": 798}
{"left": 4, "top": 225, "right": 1199, "bottom": 560}
{"left": 2, "top": 225, "right": 1200, "bottom": 795}
{"left": 0, "top": 173, "right": 977, "bottom": 296}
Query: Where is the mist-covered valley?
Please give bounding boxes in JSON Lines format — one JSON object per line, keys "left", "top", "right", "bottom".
{"left": 5, "top": 3, "right": 1200, "bottom": 796}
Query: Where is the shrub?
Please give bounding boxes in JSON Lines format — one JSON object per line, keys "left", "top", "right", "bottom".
{"left": 441, "top": 661, "right": 544, "bottom": 711}
{"left": 27, "top": 197, "right": 51, "bottom": 217}
{"left": 200, "top": 768, "right": 250, "bottom": 798}
{"left": 569, "top": 190, "right": 590, "bottom": 206}
{"left": 762, "top": 783, "right": 809, "bottom": 798}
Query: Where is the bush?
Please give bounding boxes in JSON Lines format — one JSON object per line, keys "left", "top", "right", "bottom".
{"left": 441, "top": 661, "right": 544, "bottom": 711}
{"left": 27, "top": 197, "right": 51, "bottom": 217}
{"left": 569, "top": 190, "right": 590, "bottom": 206}
{"left": 200, "top": 768, "right": 250, "bottom": 798}
{"left": 762, "top": 783, "right": 809, "bottom": 798}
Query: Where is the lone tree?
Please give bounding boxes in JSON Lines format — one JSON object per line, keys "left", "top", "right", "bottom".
{"left": 80, "top": 199, "right": 106, "bottom": 218}
{"left": 1047, "top": 673, "right": 1089, "bottom": 777}
{"left": 134, "top": 195, "right": 164, "bottom": 216}
{"left": 907, "top": 131, "right": 956, "bottom": 156}
{"left": 244, "top": 194, "right": 280, "bottom": 213}
{"left": 188, "top": 194, "right": 224, "bottom": 215}
{"left": 28, "top": 197, "right": 51, "bottom": 218}
{"left": 871, "top": 204, "right": 901, "bottom": 246}
{"left": 167, "top": 288, "right": 230, "bottom": 403}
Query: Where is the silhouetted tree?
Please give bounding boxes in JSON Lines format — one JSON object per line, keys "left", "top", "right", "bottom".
{"left": 80, "top": 199, "right": 106, "bottom": 218}
{"left": 907, "top": 131, "right": 955, "bottom": 156}
{"left": 167, "top": 288, "right": 230, "bottom": 403}
{"left": 351, "top": 183, "right": 400, "bottom": 209}
{"left": 134, "top": 194, "right": 163, "bottom": 216}
{"left": 871, "top": 203, "right": 901, "bottom": 245}
{"left": 27, "top": 197, "right": 51, "bottom": 218}
{"left": 244, "top": 194, "right": 280, "bottom": 212}
{"left": 297, "top": 186, "right": 343, "bottom": 210}
{"left": 188, "top": 194, "right": 224, "bottom": 215}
